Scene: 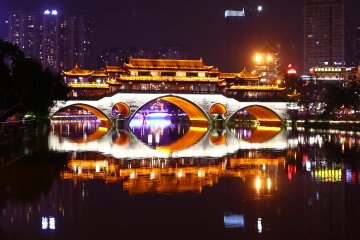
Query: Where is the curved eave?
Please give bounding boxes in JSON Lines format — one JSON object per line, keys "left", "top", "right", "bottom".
{"left": 62, "top": 71, "right": 94, "bottom": 77}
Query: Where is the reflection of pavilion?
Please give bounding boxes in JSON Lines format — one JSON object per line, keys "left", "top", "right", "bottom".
{"left": 61, "top": 156, "right": 285, "bottom": 195}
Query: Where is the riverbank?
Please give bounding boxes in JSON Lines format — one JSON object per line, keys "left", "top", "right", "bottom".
{"left": 291, "top": 119, "right": 360, "bottom": 131}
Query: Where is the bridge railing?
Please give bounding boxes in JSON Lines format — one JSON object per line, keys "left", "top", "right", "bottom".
{"left": 67, "top": 89, "right": 286, "bottom": 102}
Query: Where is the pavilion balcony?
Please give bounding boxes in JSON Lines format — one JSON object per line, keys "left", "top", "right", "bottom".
{"left": 68, "top": 83, "right": 109, "bottom": 89}
{"left": 116, "top": 75, "right": 221, "bottom": 82}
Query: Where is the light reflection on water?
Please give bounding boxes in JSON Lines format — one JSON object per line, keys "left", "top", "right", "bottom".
{"left": 1, "top": 120, "right": 360, "bottom": 239}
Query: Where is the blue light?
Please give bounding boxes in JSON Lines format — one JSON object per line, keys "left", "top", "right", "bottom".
{"left": 145, "top": 112, "right": 171, "bottom": 120}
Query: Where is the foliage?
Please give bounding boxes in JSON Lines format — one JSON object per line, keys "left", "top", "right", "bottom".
{"left": 0, "top": 39, "right": 69, "bottom": 122}
{"left": 322, "top": 81, "right": 360, "bottom": 117}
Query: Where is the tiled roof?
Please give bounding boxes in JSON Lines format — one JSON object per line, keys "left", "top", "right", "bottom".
{"left": 125, "top": 57, "right": 213, "bottom": 70}
{"left": 105, "top": 66, "right": 125, "bottom": 72}
{"left": 62, "top": 64, "right": 93, "bottom": 76}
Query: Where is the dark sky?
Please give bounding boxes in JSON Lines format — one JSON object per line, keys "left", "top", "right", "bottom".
{"left": 2, "top": 0, "right": 360, "bottom": 72}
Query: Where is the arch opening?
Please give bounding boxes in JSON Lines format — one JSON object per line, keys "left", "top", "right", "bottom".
{"left": 51, "top": 104, "right": 111, "bottom": 125}
{"left": 112, "top": 103, "right": 130, "bottom": 117}
{"left": 210, "top": 104, "right": 227, "bottom": 116}
{"left": 228, "top": 105, "right": 282, "bottom": 126}
{"left": 158, "top": 96, "right": 209, "bottom": 125}
{"left": 129, "top": 96, "right": 209, "bottom": 125}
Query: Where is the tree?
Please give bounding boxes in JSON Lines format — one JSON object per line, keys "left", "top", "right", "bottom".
{"left": 323, "top": 81, "right": 360, "bottom": 118}
{"left": 297, "top": 81, "right": 326, "bottom": 117}
{"left": 0, "top": 40, "right": 69, "bottom": 122}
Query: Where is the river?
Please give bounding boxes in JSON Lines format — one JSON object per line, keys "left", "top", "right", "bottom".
{"left": 0, "top": 120, "right": 359, "bottom": 240}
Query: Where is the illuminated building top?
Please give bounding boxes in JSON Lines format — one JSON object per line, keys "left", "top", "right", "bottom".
{"left": 62, "top": 63, "right": 93, "bottom": 76}
{"left": 225, "top": 9, "right": 245, "bottom": 18}
{"left": 104, "top": 65, "right": 125, "bottom": 73}
{"left": 124, "top": 57, "right": 213, "bottom": 71}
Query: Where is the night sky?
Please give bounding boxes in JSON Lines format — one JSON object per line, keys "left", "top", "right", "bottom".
{"left": 1, "top": 0, "right": 360, "bottom": 72}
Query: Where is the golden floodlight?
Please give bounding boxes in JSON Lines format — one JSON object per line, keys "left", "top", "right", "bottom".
{"left": 243, "top": 105, "right": 282, "bottom": 126}
{"left": 114, "top": 102, "right": 130, "bottom": 117}
{"left": 73, "top": 104, "right": 110, "bottom": 124}
{"left": 159, "top": 96, "right": 209, "bottom": 125}
{"left": 210, "top": 103, "right": 227, "bottom": 116}
{"left": 254, "top": 54, "right": 262, "bottom": 62}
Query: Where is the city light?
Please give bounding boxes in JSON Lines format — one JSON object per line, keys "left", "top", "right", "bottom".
{"left": 44, "top": 10, "right": 58, "bottom": 15}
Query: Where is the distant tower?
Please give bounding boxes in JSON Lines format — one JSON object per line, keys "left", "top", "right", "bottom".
{"left": 304, "top": 0, "right": 357, "bottom": 72}
{"left": 157, "top": 44, "right": 188, "bottom": 60}
{"left": 98, "top": 48, "right": 130, "bottom": 68}
{"left": 5, "top": 10, "right": 94, "bottom": 72}
{"left": 225, "top": 1, "right": 265, "bottom": 73}
{"left": 41, "top": 10, "right": 61, "bottom": 71}
{"left": 6, "top": 11, "right": 42, "bottom": 60}
{"left": 253, "top": 44, "right": 281, "bottom": 84}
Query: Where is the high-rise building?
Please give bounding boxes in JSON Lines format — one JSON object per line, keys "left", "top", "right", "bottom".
{"left": 98, "top": 48, "right": 130, "bottom": 69}
{"left": 157, "top": 44, "right": 188, "bottom": 60}
{"left": 5, "top": 10, "right": 93, "bottom": 72}
{"left": 130, "top": 46, "right": 153, "bottom": 59}
{"left": 304, "top": 0, "right": 357, "bottom": 72}
{"left": 224, "top": 1, "right": 265, "bottom": 73}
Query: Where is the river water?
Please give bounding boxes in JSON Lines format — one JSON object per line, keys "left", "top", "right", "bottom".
{"left": 0, "top": 120, "right": 360, "bottom": 240}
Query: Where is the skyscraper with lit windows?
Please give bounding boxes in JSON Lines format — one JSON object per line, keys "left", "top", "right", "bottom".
{"left": 5, "top": 10, "right": 93, "bottom": 72}
{"left": 304, "top": 0, "right": 357, "bottom": 72}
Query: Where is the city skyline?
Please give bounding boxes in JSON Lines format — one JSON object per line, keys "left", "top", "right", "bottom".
{"left": 1, "top": 0, "right": 360, "bottom": 73}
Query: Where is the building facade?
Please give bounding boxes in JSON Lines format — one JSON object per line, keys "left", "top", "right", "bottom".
{"left": 5, "top": 10, "right": 93, "bottom": 72}
{"left": 62, "top": 57, "right": 284, "bottom": 100}
{"left": 304, "top": 0, "right": 357, "bottom": 72}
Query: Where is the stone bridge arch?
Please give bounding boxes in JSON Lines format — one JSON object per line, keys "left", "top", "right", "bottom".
{"left": 129, "top": 95, "right": 211, "bottom": 125}
{"left": 50, "top": 93, "right": 290, "bottom": 126}
{"left": 227, "top": 104, "right": 282, "bottom": 125}
{"left": 50, "top": 103, "right": 111, "bottom": 125}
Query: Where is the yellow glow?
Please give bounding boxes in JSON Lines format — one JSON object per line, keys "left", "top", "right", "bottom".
{"left": 68, "top": 83, "right": 108, "bottom": 88}
{"left": 159, "top": 96, "right": 209, "bottom": 125}
{"left": 156, "top": 126, "right": 208, "bottom": 153}
{"left": 255, "top": 176, "right": 261, "bottom": 190}
{"left": 314, "top": 169, "right": 342, "bottom": 182}
{"left": 267, "top": 56, "right": 272, "bottom": 61}
{"left": 210, "top": 103, "right": 227, "bottom": 115}
{"left": 243, "top": 106, "right": 282, "bottom": 125}
{"left": 62, "top": 157, "right": 284, "bottom": 195}
{"left": 118, "top": 75, "right": 221, "bottom": 82}
{"left": 255, "top": 55, "right": 262, "bottom": 62}
{"left": 114, "top": 103, "right": 130, "bottom": 117}
{"left": 267, "top": 178, "right": 271, "bottom": 190}
{"left": 73, "top": 104, "right": 110, "bottom": 123}
{"left": 177, "top": 169, "right": 183, "bottom": 178}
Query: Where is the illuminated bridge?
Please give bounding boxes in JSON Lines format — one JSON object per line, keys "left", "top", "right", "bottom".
{"left": 50, "top": 93, "right": 289, "bottom": 126}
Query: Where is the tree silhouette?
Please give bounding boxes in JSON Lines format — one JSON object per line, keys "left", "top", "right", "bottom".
{"left": 0, "top": 40, "right": 69, "bottom": 122}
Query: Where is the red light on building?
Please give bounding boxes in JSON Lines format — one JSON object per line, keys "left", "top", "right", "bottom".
{"left": 287, "top": 69, "right": 297, "bottom": 75}
{"left": 285, "top": 64, "right": 299, "bottom": 76}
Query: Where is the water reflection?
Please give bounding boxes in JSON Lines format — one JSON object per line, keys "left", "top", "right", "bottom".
{"left": 1, "top": 120, "right": 360, "bottom": 239}
{"left": 50, "top": 120, "right": 109, "bottom": 143}
{"left": 61, "top": 152, "right": 284, "bottom": 195}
